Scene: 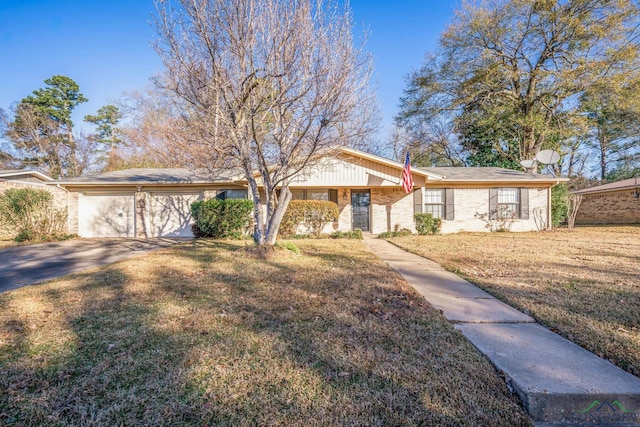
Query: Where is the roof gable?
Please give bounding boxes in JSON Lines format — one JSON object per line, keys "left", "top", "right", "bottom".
{"left": 0, "top": 169, "right": 53, "bottom": 182}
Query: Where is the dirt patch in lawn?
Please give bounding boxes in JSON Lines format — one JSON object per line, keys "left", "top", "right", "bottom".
{"left": 388, "top": 226, "right": 640, "bottom": 377}
{"left": 0, "top": 240, "right": 531, "bottom": 426}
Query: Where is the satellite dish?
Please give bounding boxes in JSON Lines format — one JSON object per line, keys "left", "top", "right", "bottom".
{"left": 536, "top": 150, "right": 560, "bottom": 165}
{"left": 519, "top": 159, "right": 537, "bottom": 169}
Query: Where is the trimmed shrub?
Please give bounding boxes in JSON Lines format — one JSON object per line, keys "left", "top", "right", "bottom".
{"left": 0, "top": 188, "right": 68, "bottom": 241}
{"left": 415, "top": 213, "right": 441, "bottom": 235}
{"left": 279, "top": 200, "right": 339, "bottom": 238}
{"left": 329, "top": 229, "right": 363, "bottom": 239}
{"left": 191, "top": 198, "right": 254, "bottom": 239}
{"left": 378, "top": 229, "right": 412, "bottom": 238}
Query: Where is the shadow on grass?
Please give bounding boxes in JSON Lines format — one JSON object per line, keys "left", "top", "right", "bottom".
{"left": 0, "top": 265, "right": 211, "bottom": 425}
{"left": 0, "top": 240, "right": 532, "bottom": 426}
{"left": 153, "top": 240, "right": 531, "bottom": 426}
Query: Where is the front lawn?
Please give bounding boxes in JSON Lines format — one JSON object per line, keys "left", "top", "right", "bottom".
{"left": 0, "top": 236, "right": 21, "bottom": 249}
{"left": 387, "top": 226, "right": 640, "bottom": 377}
{"left": 0, "top": 240, "right": 531, "bottom": 426}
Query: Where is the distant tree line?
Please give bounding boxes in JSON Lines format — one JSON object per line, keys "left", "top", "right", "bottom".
{"left": 394, "top": 0, "right": 640, "bottom": 185}
{"left": 0, "top": 75, "right": 196, "bottom": 177}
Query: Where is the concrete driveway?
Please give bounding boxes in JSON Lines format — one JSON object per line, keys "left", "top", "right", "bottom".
{"left": 0, "top": 238, "right": 182, "bottom": 293}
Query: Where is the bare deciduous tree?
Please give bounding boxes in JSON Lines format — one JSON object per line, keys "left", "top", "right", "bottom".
{"left": 567, "top": 194, "right": 583, "bottom": 230}
{"left": 153, "top": 0, "right": 377, "bottom": 246}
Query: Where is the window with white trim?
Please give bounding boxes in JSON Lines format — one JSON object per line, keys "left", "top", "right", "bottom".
{"left": 424, "top": 189, "right": 445, "bottom": 218}
{"left": 497, "top": 188, "right": 519, "bottom": 217}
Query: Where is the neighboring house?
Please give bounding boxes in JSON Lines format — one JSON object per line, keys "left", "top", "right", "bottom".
{"left": 50, "top": 148, "right": 566, "bottom": 238}
{"left": 0, "top": 169, "right": 66, "bottom": 207}
{"left": 0, "top": 169, "right": 54, "bottom": 186}
{"left": 574, "top": 178, "right": 640, "bottom": 225}
{"left": 0, "top": 169, "right": 67, "bottom": 234}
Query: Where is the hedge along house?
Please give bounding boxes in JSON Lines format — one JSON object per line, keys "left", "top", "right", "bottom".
{"left": 574, "top": 177, "right": 640, "bottom": 225}
{"left": 51, "top": 148, "right": 566, "bottom": 238}
{"left": 0, "top": 169, "right": 66, "bottom": 209}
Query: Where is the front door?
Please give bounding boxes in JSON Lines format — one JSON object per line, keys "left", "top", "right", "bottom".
{"left": 351, "top": 190, "right": 370, "bottom": 232}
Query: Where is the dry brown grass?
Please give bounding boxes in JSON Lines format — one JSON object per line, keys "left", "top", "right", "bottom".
{"left": 0, "top": 236, "right": 21, "bottom": 249}
{"left": 0, "top": 240, "right": 531, "bottom": 426}
{"left": 388, "top": 226, "right": 640, "bottom": 377}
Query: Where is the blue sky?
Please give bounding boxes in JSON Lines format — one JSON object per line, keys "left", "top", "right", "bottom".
{"left": 0, "top": 0, "right": 457, "bottom": 142}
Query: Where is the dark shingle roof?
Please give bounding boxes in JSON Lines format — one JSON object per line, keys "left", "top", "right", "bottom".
{"left": 53, "top": 168, "right": 240, "bottom": 185}
{"left": 419, "top": 166, "right": 563, "bottom": 182}
{"left": 574, "top": 178, "right": 640, "bottom": 195}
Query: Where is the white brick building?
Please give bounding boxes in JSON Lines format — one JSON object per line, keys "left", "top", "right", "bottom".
{"left": 49, "top": 148, "right": 566, "bottom": 238}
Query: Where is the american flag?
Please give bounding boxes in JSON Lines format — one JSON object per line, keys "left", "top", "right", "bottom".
{"left": 401, "top": 151, "right": 413, "bottom": 194}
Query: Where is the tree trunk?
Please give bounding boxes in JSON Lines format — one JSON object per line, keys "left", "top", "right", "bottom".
{"left": 264, "top": 187, "right": 291, "bottom": 246}
{"left": 247, "top": 175, "right": 265, "bottom": 245}
{"left": 599, "top": 134, "right": 608, "bottom": 181}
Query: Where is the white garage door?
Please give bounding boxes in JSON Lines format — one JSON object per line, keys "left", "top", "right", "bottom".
{"left": 78, "top": 193, "right": 136, "bottom": 238}
{"left": 145, "top": 192, "right": 202, "bottom": 237}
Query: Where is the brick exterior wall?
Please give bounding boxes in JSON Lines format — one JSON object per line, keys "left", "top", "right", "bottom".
{"left": 307, "top": 186, "right": 549, "bottom": 235}
{"left": 575, "top": 190, "right": 640, "bottom": 224}
{"left": 0, "top": 180, "right": 70, "bottom": 234}
{"left": 440, "top": 187, "right": 549, "bottom": 234}
{"left": 370, "top": 188, "right": 415, "bottom": 234}
{"left": 67, "top": 192, "right": 79, "bottom": 235}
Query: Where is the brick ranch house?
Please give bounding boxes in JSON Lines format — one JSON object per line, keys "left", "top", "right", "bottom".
{"left": 46, "top": 148, "right": 566, "bottom": 238}
{"left": 574, "top": 177, "right": 640, "bottom": 225}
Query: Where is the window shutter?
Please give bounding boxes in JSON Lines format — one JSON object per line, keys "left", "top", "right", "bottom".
{"left": 329, "top": 189, "right": 338, "bottom": 204}
{"left": 489, "top": 188, "right": 498, "bottom": 218}
{"left": 445, "top": 188, "right": 454, "bottom": 220}
{"left": 413, "top": 188, "right": 423, "bottom": 214}
{"left": 520, "top": 188, "right": 529, "bottom": 220}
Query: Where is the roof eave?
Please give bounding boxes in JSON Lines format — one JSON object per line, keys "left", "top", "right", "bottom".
{"left": 574, "top": 185, "right": 639, "bottom": 195}
{"left": 432, "top": 177, "right": 569, "bottom": 184}
{"left": 49, "top": 180, "right": 235, "bottom": 186}
{"left": 0, "top": 171, "right": 53, "bottom": 181}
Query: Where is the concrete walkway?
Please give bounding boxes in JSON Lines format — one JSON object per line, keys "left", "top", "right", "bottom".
{"left": 363, "top": 237, "right": 640, "bottom": 426}
{"left": 0, "top": 238, "right": 181, "bottom": 293}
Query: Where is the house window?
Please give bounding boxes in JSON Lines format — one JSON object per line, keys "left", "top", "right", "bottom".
{"left": 290, "top": 189, "right": 330, "bottom": 201}
{"left": 216, "top": 189, "right": 248, "bottom": 200}
{"left": 497, "top": 188, "right": 519, "bottom": 217}
{"left": 291, "top": 190, "right": 305, "bottom": 200}
{"left": 424, "top": 189, "right": 445, "bottom": 218}
{"left": 307, "top": 190, "right": 329, "bottom": 201}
